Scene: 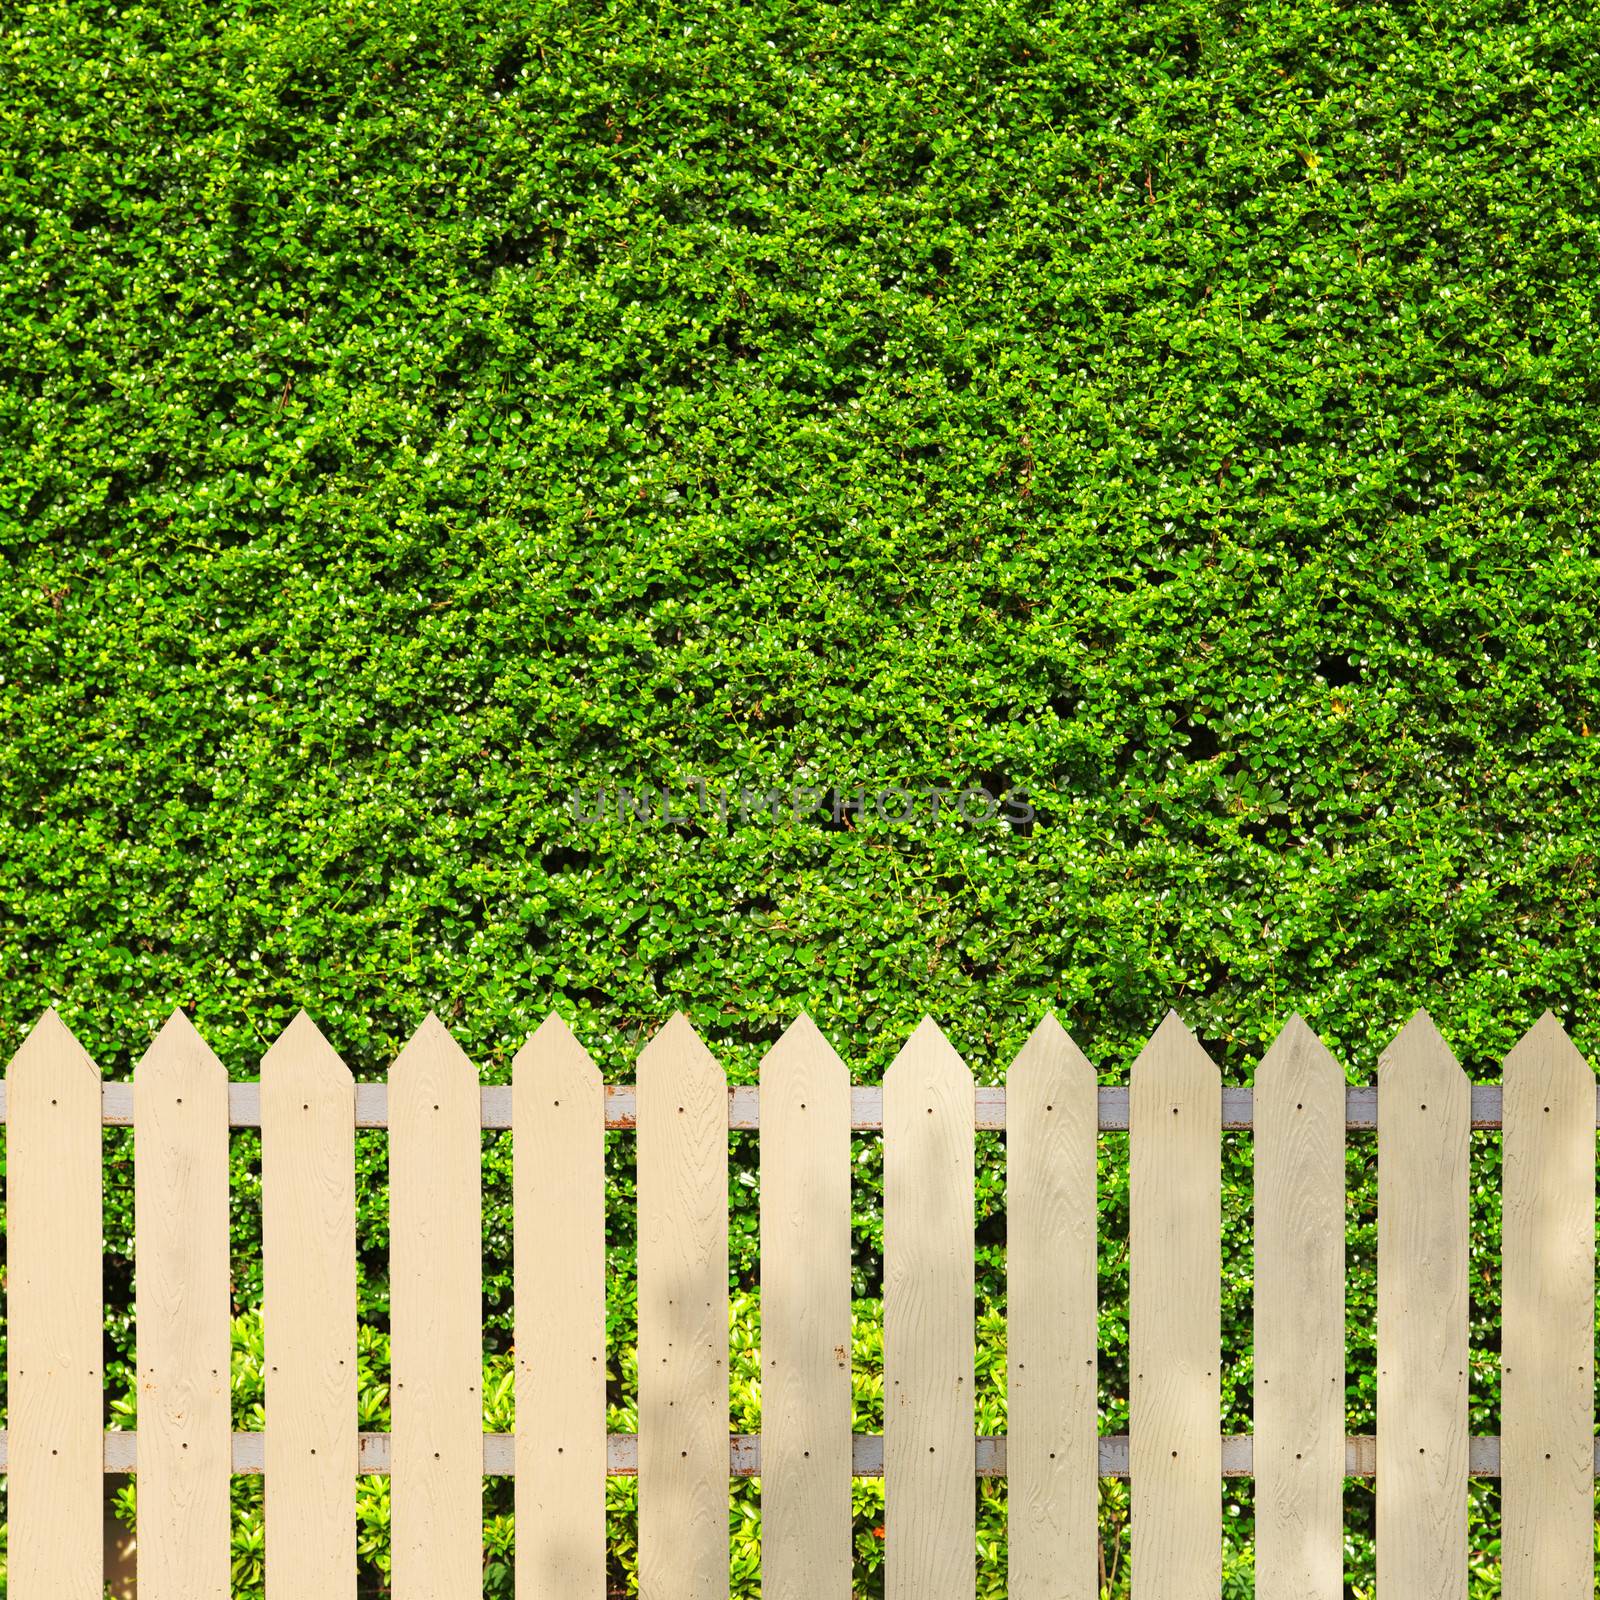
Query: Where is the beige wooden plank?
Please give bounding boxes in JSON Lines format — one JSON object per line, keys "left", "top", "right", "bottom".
{"left": 1130, "top": 1011, "right": 1220, "bottom": 1599}
{"left": 5, "top": 1011, "right": 104, "bottom": 1600}
{"left": 389, "top": 1012, "right": 484, "bottom": 1595}
{"left": 1501, "top": 1012, "right": 1594, "bottom": 1598}
{"left": 884, "top": 1018, "right": 974, "bottom": 1600}
{"left": 1006, "top": 1013, "right": 1097, "bottom": 1599}
{"left": 513, "top": 1013, "right": 607, "bottom": 1600}
{"left": 261, "top": 1011, "right": 356, "bottom": 1597}
{"left": 1377, "top": 1011, "right": 1469, "bottom": 1600}
{"left": 759, "top": 1013, "right": 853, "bottom": 1600}
{"left": 637, "top": 1012, "right": 729, "bottom": 1599}
{"left": 1254, "top": 1015, "right": 1344, "bottom": 1600}
{"left": 133, "top": 1010, "right": 233, "bottom": 1599}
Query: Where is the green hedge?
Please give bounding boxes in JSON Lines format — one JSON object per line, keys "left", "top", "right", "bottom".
{"left": 3, "top": 0, "right": 1600, "bottom": 1591}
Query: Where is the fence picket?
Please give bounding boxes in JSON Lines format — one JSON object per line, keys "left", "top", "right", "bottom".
{"left": 5, "top": 1011, "right": 104, "bottom": 1600}
{"left": 884, "top": 1018, "right": 974, "bottom": 1600}
{"left": 1376, "top": 1012, "right": 1468, "bottom": 1600}
{"left": 638, "top": 1013, "right": 729, "bottom": 1599}
{"left": 1130, "top": 1011, "right": 1220, "bottom": 1599}
{"left": 1006, "top": 1014, "right": 1097, "bottom": 1600}
{"left": 390, "top": 1013, "right": 483, "bottom": 1595}
{"left": 134, "top": 1010, "right": 232, "bottom": 1599}
{"left": 1501, "top": 1012, "right": 1594, "bottom": 1598}
{"left": 1253, "top": 1015, "right": 1344, "bottom": 1600}
{"left": 759, "top": 1012, "right": 852, "bottom": 1600}
{"left": 262, "top": 1011, "right": 356, "bottom": 1597}
{"left": 513, "top": 1013, "right": 607, "bottom": 1600}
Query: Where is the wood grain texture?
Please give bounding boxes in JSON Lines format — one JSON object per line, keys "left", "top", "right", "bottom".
{"left": 5, "top": 1010, "right": 104, "bottom": 1600}
{"left": 1377, "top": 1011, "right": 1468, "bottom": 1600}
{"left": 389, "top": 1013, "right": 483, "bottom": 1596}
{"left": 513, "top": 1014, "right": 607, "bottom": 1600}
{"left": 759, "top": 1013, "right": 852, "bottom": 1600}
{"left": 637, "top": 1013, "right": 729, "bottom": 1600}
{"left": 1501, "top": 1012, "right": 1594, "bottom": 1599}
{"left": 1006, "top": 1013, "right": 1097, "bottom": 1600}
{"left": 1130, "top": 1011, "right": 1221, "bottom": 1600}
{"left": 883, "top": 1018, "right": 974, "bottom": 1600}
{"left": 1253, "top": 1015, "right": 1344, "bottom": 1600}
{"left": 261, "top": 1011, "right": 357, "bottom": 1598}
{"left": 134, "top": 1010, "right": 233, "bottom": 1600}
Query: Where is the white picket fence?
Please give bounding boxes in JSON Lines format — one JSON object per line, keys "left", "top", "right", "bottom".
{"left": 2, "top": 1005, "right": 1594, "bottom": 1597}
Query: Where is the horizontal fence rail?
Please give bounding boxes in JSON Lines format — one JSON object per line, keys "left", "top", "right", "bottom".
{"left": 0, "top": 1429, "right": 1581, "bottom": 1478}
{"left": 5, "top": 1004, "right": 1597, "bottom": 1600}
{"left": 0, "top": 1080, "right": 1581, "bottom": 1129}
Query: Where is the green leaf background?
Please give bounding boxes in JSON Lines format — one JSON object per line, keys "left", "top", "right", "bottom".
{"left": 2, "top": 0, "right": 1599, "bottom": 1591}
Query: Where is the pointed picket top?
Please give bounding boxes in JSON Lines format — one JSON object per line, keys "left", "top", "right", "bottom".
{"left": 263, "top": 1005, "right": 336, "bottom": 1058}
{"left": 1009, "top": 1010, "right": 1095, "bottom": 1088}
{"left": 134, "top": 1006, "right": 226, "bottom": 1087}
{"left": 1257, "top": 1012, "right": 1343, "bottom": 1090}
{"left": 262, "top": 1008, "right": 352, "bottom": 1092}
{"left": 636, "top": 1009, "right": 723, "bottom": 1092}
{"left": 411, "top": 1008, "right": 455, "bottom": 1049}
{"left": 1145, "top": 1007, "right": 1200, "bottom": 1051}
{"left": 391, "top": 1009, "right": 477, "bottom": 1088}
{"left": 1129, "top": 1009, "right": 1217, "bottom": 1101}
{"left": 1504, "top": 1009, "right": 1591, "bottom": 1089}
{"left": 512, "top": 1010, "right": 601, "bottom": 1095}
{"left": 512, "top": 1007, "right": 589, "bottom": 1066}
{"left": 1377, "top": 1008, "right": 1461, "bottom": 1088}
{"left": 762, "top": 1010, "right": 848, "bottom": 1083}
{"left": 761, "top": 1010, "right": 849, "bottom": 1123}
{"left": 884, "top": 1015, "right": 971, "bottom": 1091}
{"left": 643, "top": 1008, "right": 700, "bottom": 1051}
{"left": 7, "top": 1005, "right": 99, "bottom": 1083}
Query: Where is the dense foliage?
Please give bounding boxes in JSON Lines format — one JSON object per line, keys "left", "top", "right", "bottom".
{"left": 3, "top": 0, "right": 1600, "bottom": 1590}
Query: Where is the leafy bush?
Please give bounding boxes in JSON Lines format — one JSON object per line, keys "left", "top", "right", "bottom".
{"left": 3, "top": 0, "right": 1600, "bottom": 1591}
